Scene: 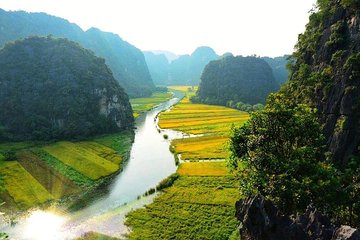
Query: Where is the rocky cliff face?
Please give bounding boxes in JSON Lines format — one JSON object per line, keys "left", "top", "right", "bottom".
{"left": 236, "top": 196, "right": 360, "bottom": 240}
{"left": 284, "top": 0, "right": 360, "bottom": 167}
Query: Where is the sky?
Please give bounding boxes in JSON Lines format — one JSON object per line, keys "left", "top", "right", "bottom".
{"left": 0, "top": 0, "right": 317, "bottom": 57}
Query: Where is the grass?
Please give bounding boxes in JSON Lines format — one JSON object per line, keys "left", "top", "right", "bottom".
{"left": 177, "top": 162, "right": 230, "bottom": 176}
{"left": 0, "top": 161, "right": 53, "bottom": 208}
{"left": 125, "top": 175, "right": 240, "bottom": 240}
{"left": 130, "top": 92, "right": 173, "bottom": 118}
{"left": 42, "top": 141, "right": 120, "bottom": 180}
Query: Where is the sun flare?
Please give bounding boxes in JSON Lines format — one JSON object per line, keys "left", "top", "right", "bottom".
{"left": 23, "top": 210, "right": 67, "bottom": 240}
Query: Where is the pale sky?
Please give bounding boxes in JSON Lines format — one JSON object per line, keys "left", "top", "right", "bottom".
{"left": 0, "top": 0, "right": 316, "bottom": 57}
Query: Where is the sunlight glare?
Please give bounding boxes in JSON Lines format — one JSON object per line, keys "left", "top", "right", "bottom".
{"left": 22, "top": 210, "right": 66, "bottom": 240}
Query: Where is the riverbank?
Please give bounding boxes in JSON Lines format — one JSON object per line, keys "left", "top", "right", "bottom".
{"left": 1, "top": 90, "right": 185, "bottom": 239}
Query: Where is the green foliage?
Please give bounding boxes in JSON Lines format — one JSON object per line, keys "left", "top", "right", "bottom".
{"left": 229, "top": 93, "right": 340, "bottom": 214}
{"left": 341, "top": 0, "right": 360, "bottom": 9}
{"left": 0, "top": 36, "right": 133, "bottom": 141}
{"left": 339, "top": 156, "right": 360, "bottom": 226}
{"left": 325, "top": 21, "right": 348, "bottom": 50}
{"left": 195, "top": 56, "right": 279, "bottom": 106}
{"left": 226, "top": 101, "right": 264, "bottom": 112}
{"left": 0, "top": 232, "right": 8, "bottom": 239}
{"left": 156, "top": 173, "right": 179, "bottom": 191}
{"left": 1, "top": 150, "right": 17, "bottom": 161}
{"left": 344, "top": 52, "right": 360, "bottom": 79}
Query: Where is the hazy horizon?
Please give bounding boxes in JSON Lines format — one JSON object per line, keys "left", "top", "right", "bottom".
{"left": 0, "top": 0, "right": 316, "bottom": 57}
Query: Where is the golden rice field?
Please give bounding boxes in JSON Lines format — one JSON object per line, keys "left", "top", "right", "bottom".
{"left": 0, "top": 161, "right": 53, "bottom": 208}
{"left": 159, "top": 103, "right": 248, "bottom": 135}
{"left": 172, "top": 135, "right": 228, "bottom": 160}
{"left": 43, "top": 141, "right": 120, "bottom": 180}
{"left": 177, "top": 161, "right": 230, "bottom": 176}
{"left": 126, "top": 166, "right": 240, "bottom": 239}
{"left": 159, "top": 86, "right": 249, "bottom": 161}
{"left": 0, "top": 130, "right": 133, "bottom": 211}
{"left": 130, "top": 91, "right": 173, "bottom": 118}
{"left": 126, "top": 87, "right": 244, "bottom": 239}
{"left": 16, "top": 150, "right": 80, "bottom": 199}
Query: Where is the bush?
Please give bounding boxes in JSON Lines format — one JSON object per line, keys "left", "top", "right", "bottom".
{"left": 1, "top": 150, "right": 17, "bottom": 161}
{"left": 156, "top": 173, "right": 180, "bottom": 191}
{"left": 229, "top": 93, "right": 341, "bottom": 214}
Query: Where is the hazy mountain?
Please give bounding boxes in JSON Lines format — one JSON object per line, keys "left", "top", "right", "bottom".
{"left": 143, "top": 51, "right": 169, "bottom": 85}
{"left": 151, "top": 50, "right": 179, "bottom": 62}
{"left": 262, "top": 55, "right": 289, "bottom": 84}
{"left": 0, "top": 8, "right": 155, "bottom": 97}
{"left": 0, "top": 37, "right": 133, "bottom": 140}
{"left": 195, "top": 56, "right": 279, "bottom": 105}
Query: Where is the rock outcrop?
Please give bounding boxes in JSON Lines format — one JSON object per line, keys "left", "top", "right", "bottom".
{"left": 284, "top": 0, "right": 360, "bottom": 167}
{"left": 235, "top": 196, "right": 360, "bottom": 240}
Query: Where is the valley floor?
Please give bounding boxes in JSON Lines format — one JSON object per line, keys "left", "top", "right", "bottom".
{"left": 125, "top": 86, "right": 249, "bottom": 239}
{"left": 0, "top": 91, "right": 172, "bottom": 214}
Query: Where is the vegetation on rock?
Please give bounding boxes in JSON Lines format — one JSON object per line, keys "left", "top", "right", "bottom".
{"left": 0, "top": 36, "right": 133, "bottom": 141}
{"left": 193, "top": 56, "right": 279, "bottom": 106}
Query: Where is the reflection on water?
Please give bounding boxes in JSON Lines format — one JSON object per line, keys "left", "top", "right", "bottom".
{"left": 1, "top": 91, "right": 184, "bottom": 239}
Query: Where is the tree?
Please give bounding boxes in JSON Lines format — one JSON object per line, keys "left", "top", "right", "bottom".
{"left": 229, "top": 93, "right": 340, "bottom": 214}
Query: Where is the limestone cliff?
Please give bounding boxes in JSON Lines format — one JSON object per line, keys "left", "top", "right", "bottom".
{"left": 0, "top": 36, "right": 134, "bottom": 140}
{"left": 284, "top": 0, "right": 360, "bottom": 167}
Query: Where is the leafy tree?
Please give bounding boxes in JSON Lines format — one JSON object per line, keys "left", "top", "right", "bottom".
{"left": 229, "top": 93, "right": 341, "bottom": 214}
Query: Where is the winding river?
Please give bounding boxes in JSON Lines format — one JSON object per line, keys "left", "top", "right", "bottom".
{"left": 1, "top": 91, "right": 185, "bottom": 239}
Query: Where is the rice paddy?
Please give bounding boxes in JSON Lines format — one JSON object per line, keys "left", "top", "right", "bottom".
{"left": 126, "top": 86, "right": 245, "bottom": 239}
{"left": 159, "top": 86, "right": 249, "bottom": 161}
{"left": 0, "top": 161, "right": 53, "bottom": 208}
{"left": 130, "top": 91, "right": 173, "bottom": 118}
{"left": 177, "top": 162, "right": 229, "bottom": 176}
{"left": 125, "top": 172, "right": 240, "bottom": 239}
{"left": 0, "top": 130, "right": 134, "bottom": 211}
{"left": 42, "top": 141, "right": 120, "bottom": 180}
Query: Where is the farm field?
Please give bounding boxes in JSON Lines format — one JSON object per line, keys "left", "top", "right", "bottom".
{"left": 160, "top": 86, "right": 249, "bottom": 161}
{"left": 0, "top": 130, "right": 134, "bottom": 211}
{"left": 130, "top": 91, "right": 173, "bottom": 118}
{"left": 126, "top": 87, "right": 245, "bottom": 239}
{"left": 125, "top": 163, "right": 240, "bottom": 240}
{"left": 0, "top": 161, "right": 53, "bottom": 208}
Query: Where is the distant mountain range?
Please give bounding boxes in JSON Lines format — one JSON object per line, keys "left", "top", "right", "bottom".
{"left": 0, "top": 9, "right": 155, "bottom": 97}
{"left": 144, "top": 47, "right": 289, "bottom": 86}
{"left": 144, "top": 46, "right": 218, "bottom": 85}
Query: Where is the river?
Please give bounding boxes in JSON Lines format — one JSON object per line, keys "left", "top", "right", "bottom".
{"left": 1, "top": 91, "right": 185, "bottom": 239}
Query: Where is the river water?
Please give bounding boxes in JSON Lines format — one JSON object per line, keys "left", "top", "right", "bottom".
{"left": 1, "top": 91, "right": 185, "bottom": 239}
